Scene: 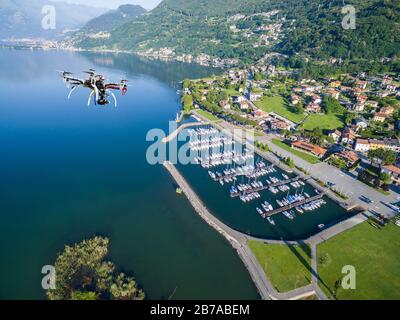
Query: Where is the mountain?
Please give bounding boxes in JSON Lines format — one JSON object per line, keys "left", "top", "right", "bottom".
{"left": 0, "top": 0, "right": 108, "bottom": 39}
{"left": 74, "top": 0, "right": 400, "bottom": 71}
{"left": 79, "top": 4, "right": 147, "bottom": 33}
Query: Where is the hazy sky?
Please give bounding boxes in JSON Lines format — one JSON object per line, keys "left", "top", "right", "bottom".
{"left": 50, "top": 0, "right": 162, "bottom": 10}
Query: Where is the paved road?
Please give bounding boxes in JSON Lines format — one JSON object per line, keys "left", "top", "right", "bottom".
{"left": 259, "top": 134, "right": 400, "bottom": 217}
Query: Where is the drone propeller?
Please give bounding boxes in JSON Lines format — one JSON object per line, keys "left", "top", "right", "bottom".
{"left": 56, "top": 70, "right": 73, "bottom": 75}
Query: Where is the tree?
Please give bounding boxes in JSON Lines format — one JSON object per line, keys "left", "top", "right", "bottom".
{"left": 182, "top": 94, "right": 193, "bottom": 111}
{"left": 368, "top": 148, "right": 397, "bottom": 166}
{"left": 344, "top": 112, "right": 355, "bottom": 125}
{"left": 47, "top": 237, "right": 145, "bottom": 301}
{"left": 380, "top": 172, "right": 392, "bottom": 184}
{"left": 254, "top": 72, "right": 263, "bottom": 81}
{"left": 322, "top": 95, "right": 345, "bottom": 114}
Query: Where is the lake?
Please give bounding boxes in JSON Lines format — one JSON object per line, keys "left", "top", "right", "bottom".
{"left": 0, "top": 49, "right": 259, "bottom": 300}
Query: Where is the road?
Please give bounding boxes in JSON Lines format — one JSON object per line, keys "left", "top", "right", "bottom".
{"left": 258, "top": 134, "right": 400, "bottom": 218}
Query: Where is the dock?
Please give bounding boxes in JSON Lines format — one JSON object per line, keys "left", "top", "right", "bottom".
{"left": 230, "top": 176, "right": 302, "bottom": 198}
{"left": 162, "top": 122, "right": 205, "bottom": 143}
{"left": 212, "top": 164, "right": 275, "bottom": 183}
{"left": 265, "top": 193, "right": 325, "bottom": 217}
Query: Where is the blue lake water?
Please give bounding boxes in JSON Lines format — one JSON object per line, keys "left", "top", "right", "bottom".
{"left": 0, "top": 49, "right": 259, "bottom": 300}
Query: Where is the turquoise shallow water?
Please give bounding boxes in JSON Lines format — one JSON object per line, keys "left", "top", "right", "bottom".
{"left": 0, "top": 49, "right": 259, "bottom": 300}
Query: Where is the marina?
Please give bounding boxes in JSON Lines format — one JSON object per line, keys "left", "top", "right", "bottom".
{"left": 176, "top": 123, "right": 355, "bottom": 240}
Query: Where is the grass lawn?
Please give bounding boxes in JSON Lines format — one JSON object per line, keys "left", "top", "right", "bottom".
{"left": 317, "top": 221, "right": 400, "bottom": 300}
{"left": 248, "top": 241, "right": 312, "bottom": 293}
{"left": 255, "top": 96, "right": 306, "bottom": 123}
{"left": 195, "top": 109, "right": 219, "bottom": 121}
{"left": 224, "top": 88, "right": 240, "bottom": 96}
{"left": 301, "top": 113, "right": 344, "bottom": 131}
{"left": 272, "top": 139, "right": 321, "bottom": 164}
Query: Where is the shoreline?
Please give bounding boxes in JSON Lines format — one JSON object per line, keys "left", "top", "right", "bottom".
{"left": 0, "top": 41, "right": 232, "bottom": 69}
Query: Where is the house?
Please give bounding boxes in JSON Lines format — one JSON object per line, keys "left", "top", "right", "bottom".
{"left": 366, "top": 100, "right": 379, "bottom": 109}
{"left": 369, "top": 139, "right": 400, "bottom": 153}
{"left": 380, "top": 106, "right": 394, "bottom": 115}
{"left": 354, "top": 139, "right": 370, "bottom": 152}
{"left": 353, "top": 118, "right": 368, "bottom": 130}
{"left": 329, "top": 80, "right": 341, "bottom": 88}
{"left": 327, "top": 89, "right": 340, "bottom": 99}
{"left": 253, "top": 108, "right": 269, "bottom": 118}
{"left": 356, "top": 94, "right": 368, "bottom": 105}
{"left": 291, "top": 141, "right": 327, "bottom": 158}
{"left": 291, "top": 94, "right": 300, "bottom": 105}
{"left": 239, "top": 101, "right": 250, "bottom": 110}
{"left": 311, "top": 94, "right": 322, "bottom": 104}
{"left": 382, "top": 76, "right": 393, "bottom": 85}
{"left": 233, "top": 96, "right": 247, "bottom": 103}
{"left": 272, "top": 120, "right": 291, "bottom": 131}
{"left": 341, "top": 128, "right": 357, "bottom": 145}
{"left": 386, "top": 84, "right": 397, "bottom": 92}
{"left": 340, "top": 86, "right": 352, "bottom": 93}
{"left": 373, "top": 113, "right": 388, "bottom": 123}
{"left": 329, "top": 129, "right": 342, "bottom": 143}
{"left": 250, "top": 92, "right": 263, "bottom": 101}
{"left": 305, "top": 103, "right": 321, "bottom": 113}
{"left": 203, "top": 79, "right": 215, "bottom": 85}
{"left": 382, "top": 165, "right": 400, "bottom": 185}
{"left": 332, "top": 150, "right": 360, "bottom": 167}
{"left": 219, "top": 100, "right": 231, "bottom": 110}
{"left": 353, "top": 103, "right": 365, "bottom": 112}
{"left": 355, "top": 80, "right": 368, "bottom": 90}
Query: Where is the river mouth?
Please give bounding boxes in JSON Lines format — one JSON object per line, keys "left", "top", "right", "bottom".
{"left": 174, "top": 120, "right": 356, "bottom": 241}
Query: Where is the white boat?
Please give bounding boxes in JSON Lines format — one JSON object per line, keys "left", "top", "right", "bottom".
{"left": 267, "top": 217, "right": 276, "bottom": 226}
{"left": 283, "top": 211, "right": 294, "bottom": 220}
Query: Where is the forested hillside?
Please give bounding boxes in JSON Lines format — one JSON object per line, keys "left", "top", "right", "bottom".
{"left": 74, "top": 0, "right": 400, "bottom": 71}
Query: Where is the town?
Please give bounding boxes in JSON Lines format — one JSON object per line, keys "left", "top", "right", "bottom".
{"left": 181, "top": 64, "right": 400, "bottom": 198}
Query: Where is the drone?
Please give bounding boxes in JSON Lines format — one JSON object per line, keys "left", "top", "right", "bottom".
{"left": 57, "top": 69, "right": 128, "bottom": 107}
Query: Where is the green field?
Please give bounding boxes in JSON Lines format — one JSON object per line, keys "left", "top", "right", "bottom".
{"left": 272, "top": 139, "right": 320, "bottom": 164}
{"left": 248, "top": 241, "right": 312, "bottom": 293}
{"left": 195, "top": 109, "right": 219, "bottom": 121}
{"left": 317, "top": 221, "right": 400, "bottom": 300}
{"left": 224, "top": 88, "right": 240, "bottom": 96}
{"left": 255, "top": 96, "right": 306, "bottom": 123}
{"left": 301, "top": 113, "right": 344, "bottom": 131}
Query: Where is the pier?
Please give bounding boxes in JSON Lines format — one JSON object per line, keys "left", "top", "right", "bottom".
{"left": 162, "top": 122, "right": 205, "bottom": 143}
{"left": 230, "top": 177, "right": 302, "bottom": 198}
{"left": 265, "top": 193, "right": 325, "bottom": 217}
{"left": 212, "top": 164, "right": 275, "bottom": 182}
